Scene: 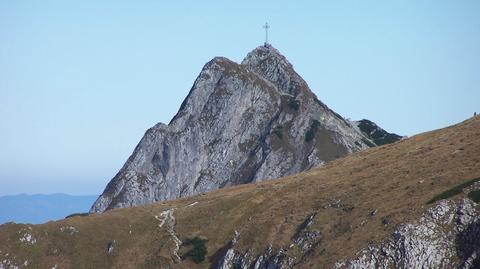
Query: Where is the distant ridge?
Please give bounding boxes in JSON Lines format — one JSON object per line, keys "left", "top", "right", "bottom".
{"left": 0, "top": 194, "right": 97, "bottom": 224}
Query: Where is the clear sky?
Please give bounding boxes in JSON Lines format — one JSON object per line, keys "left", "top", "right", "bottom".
{"left": 1, "top": 1, "right": 479, "bottom": 196}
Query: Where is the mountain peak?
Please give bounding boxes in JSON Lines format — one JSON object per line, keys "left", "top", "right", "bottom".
{"left": 90, "top": 46, "right": 380, "bottom": 213}
{"left": 241, "top": 44, "right": 289, "bottom": 70}
{"left": 241, "top": 45, "right": 308, "bottom": 97}
{"left": 242, "top": 44, "right": 283, "bottom": 60}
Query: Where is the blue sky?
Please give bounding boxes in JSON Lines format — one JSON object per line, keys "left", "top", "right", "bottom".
{"left": 1, "top": 1, "right": 479, "bottom": 196}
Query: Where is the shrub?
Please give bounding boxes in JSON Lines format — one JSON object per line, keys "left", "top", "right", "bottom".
{"left": 468, "top": 190, "right": 480, "bottom": 203}
{"left": 288, "top": 99, "right": 300, "bottom": 111}
{"left": 182, "top": 237, "right": 208, "bottom": 264}
{"left": 427, "top": 178, "right": 479, "bottom": 204}
{"left": 65, "top": 212, "right": 89, "bottom": 219}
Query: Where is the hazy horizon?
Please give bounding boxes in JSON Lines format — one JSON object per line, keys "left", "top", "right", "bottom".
{"left": 0, "top": 193, "right": 98, "bottom": 197}
{"left": 0, "top": 193, "right": 98, "bottom": 224}
{"left": 1, "top": 1, "right": 479, "bottom": 196}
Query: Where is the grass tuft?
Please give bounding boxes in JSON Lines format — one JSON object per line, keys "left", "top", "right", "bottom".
{"left": 427, "top": 177, "right": 479, "bottom": 204}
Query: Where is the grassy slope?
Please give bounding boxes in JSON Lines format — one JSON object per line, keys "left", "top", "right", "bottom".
{"left": 1, "top": 117, "right": 479, "bottom": 268}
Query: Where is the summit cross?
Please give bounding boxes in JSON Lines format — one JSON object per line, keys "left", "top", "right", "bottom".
{"left": 263, "top": 22, "right": 270, "bottom": 45}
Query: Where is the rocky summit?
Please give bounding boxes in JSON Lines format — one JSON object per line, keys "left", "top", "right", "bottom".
{"left": 91, "top": 45, "right": 396, "bottom": 213}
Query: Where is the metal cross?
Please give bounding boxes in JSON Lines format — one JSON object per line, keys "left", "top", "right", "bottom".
{"left": 263, "top": 22, "right": 270, "bottom": 45}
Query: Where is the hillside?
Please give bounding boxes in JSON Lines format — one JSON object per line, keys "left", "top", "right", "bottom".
{"left": 0, "top": 117, "right": 479, "bottom": 268}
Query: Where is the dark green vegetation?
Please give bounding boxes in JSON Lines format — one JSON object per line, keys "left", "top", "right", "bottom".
{"left": 361, "top": 138, "right": 376, "bottom": 148}
{"left": 305, "top": 120, "right": 320, "bottom": 142}
{"left": 287, "top": 99, "right": 300, "bottom": 111}
{"left": 427, "top": 177, "right": 480, "bottom": 204}
{"left": 181, "top": 237, "right": 208, "bottom": 264}
{"left": 357, "top": 119, "right": 402, "bottom": 146}
{"left": 467, "top": 190, "right": 480, "bottom": 203}
{"left": 65, "top": 212, "right": 90, "bottom": 219}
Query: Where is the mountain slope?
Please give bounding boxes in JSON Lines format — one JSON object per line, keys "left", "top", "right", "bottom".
{"left": 0, "top": 117, "right": 478, "bottom": 268}
{"left": 0, "top": 194, "right": 97, "bottom": 224}
{"left": 91, "top": 45, "right": 377, "bottom": 213}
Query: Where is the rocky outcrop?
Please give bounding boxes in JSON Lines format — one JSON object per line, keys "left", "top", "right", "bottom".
{"left": 354, "top": 119, "right": 403, "bottom": 146}
{"left": 336, "top": 198, "right": 480, "bottom": 269}
{"left": 215, "top": 213, "right": 322, "bottom": 269}
{"left": 214, "top": 197, "right": 480, "bottom": 269}
{"left": 292, "top": 213, "right": 321, "bottom": 254}
{"left": 216, "top": 241, "right": 294, "bottom": 269}
{"left": 91, "top": 45, "right": 380, "bottom": 213}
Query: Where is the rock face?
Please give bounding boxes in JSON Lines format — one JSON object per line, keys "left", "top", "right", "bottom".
{"left": 214, "top": 212, "right": 322, "bottom": 269}
{"left": 215, "top": 197, "right": 480, "bottom": 269}
{"left": 354, "top": 119, "right": 403, "bottom": 146}
{"left": 217, "top": 209, "right": 321, "bottom": 269}
{"left": 215, "top": 230, "right": 296, "bottom": 269}
{"left": 91, "top": 45, "right": 379, "bottom": 213}
{"left": 336, "top": 198, "right": 480, "bottom": 269}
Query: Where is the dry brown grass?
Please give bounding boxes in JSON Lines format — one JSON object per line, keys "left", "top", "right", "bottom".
{"left": 1, "top": 117, "right": 479, "bottom": 268}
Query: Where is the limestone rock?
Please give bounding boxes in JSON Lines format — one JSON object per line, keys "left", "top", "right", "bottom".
{"left": 91, "top": 45, "right": 379, "bottom": 213}
{"left": 336, "top": 199, "right": 480, "bottom": 269}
